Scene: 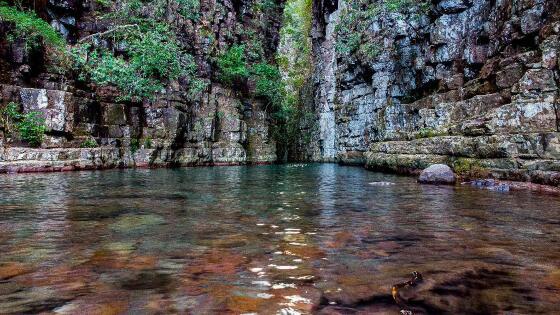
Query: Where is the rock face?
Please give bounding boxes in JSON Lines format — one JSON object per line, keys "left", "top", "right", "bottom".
{"left": 418, "top": 164, "right": 456, "bottom": 185}
{"left": 0, "top": 0, "right": 279, "bottom": 172}
{"left": 304, "top": 0, "right": 560, "bottom": 186}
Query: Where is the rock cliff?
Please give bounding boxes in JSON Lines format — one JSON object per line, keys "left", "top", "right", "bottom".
{"left": 2, "top": 0, "right": 560, "bottom": 187}
{"left": 305, "top": 0, "right": 560, "bottom": 186}
{"left": 0, "top": 0, "right": 279, "bottom": 172}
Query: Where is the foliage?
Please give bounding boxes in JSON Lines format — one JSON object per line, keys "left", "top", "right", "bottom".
{"left": 452, "top": 158, "right": 490, "bottom": 179}
{"left": 109, "top": 0, "right": 200, "bottom": 21}
{"left": 73, "top": 23, "right": 200, "bottom": 101}
{"left": 273, "top": 0, "right": 313, "bottom": 157}
{"left": 217, "top": 47, "right": 283, "bottom": 109}
{"left": 70, "top": 0, "right": 208, "bottom": 101}
{"left": 1, "top": 102, "right": 46, "bottom": 147}
{"left": 130, "top": 138, "right": 140, "bottom": 153}
{"left": 0, "top": 3, "right": 65, "bottom": 51}
{"left": 415, "top": 127, "right": 446, "bottom": 139}
{"left": 80, "top": 138, "right": 99, "bottom": 148}
{"left": 0, "top": 2, "right": 67, "bottom": 68}
{"left": 358, "top": 41, "right": 381, "bottom": 59}
{"left": 176, "top": 0, "right": 201, "bottom": 21}
{"left": 144, "top": 137, "right": 153, "bottom": 149}
{"left": 0, "top": 102, "right": 20, "bottom": 134}
{"left": 252, "top": 63, "right": 284, "bottom": 110}
{"left": 95, "top": 0, "right": 112, "bottom": 8}
{"left": 217, "top": 45, "right": 250, "bottom": 85}
{"left": 335, "top": 33, "right": 361, "bottom": 55}
{"left": 17, "top": 112, "right": 46, "bottom": 147}
{"left": 335, "top": 0, "right": 430, "bottom": 57}
{"left": 253, "top": 0, "right": 278, "bottom": 12}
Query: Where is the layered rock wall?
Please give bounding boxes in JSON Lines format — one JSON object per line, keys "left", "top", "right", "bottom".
{"left": 0, "top": 0, "right": 279, "bottom": 172}
{"left": 307, "top": 0, "right": 560, "bottom": 185}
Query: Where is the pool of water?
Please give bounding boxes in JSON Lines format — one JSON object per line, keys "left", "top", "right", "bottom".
{"left": 0, "top": 164, "right": 559, "bottom": 314}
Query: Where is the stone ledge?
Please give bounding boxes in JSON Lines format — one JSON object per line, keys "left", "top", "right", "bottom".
{"left": 369, "top": 133, "right": 560, "bottom": 160}
{"left": 364, "top": 152, "right": 560, "bottom": 187}
{"left": 0, "top": 146, "right": 278, "bottom": 174}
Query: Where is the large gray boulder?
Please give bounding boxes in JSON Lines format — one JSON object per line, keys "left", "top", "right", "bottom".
{"left": 418, "top": 164, "right": 457, "bottom": 185}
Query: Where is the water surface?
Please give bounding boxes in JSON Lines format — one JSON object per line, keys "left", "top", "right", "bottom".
{"left": 0, "top": 164, "right": 559, "bottom": 314}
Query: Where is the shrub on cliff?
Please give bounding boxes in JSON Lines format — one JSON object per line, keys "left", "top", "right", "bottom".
{"left": 335, "top": 0, "right": 430, "bottom": 58}
{"left": 0, "top": 2, "right": 68, "bottom": 70}
{"left": 252, "top": 63, "right": 284, "bottom": 110}
{"left": 0, "top": 102, "right": 46, "bottom": 147}
{"left": 0, "top": 3, "right": 65, "bottom": 50}
{"left": 72, "top": 23, "right": 204, "bottom": 102}
{"left": 217, "top": 45, "right": 250, "bottom": 85}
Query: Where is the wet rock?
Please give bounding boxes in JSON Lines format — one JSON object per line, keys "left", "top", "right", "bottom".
{"left": 418, "top": 164, "right": 456, "bottom": 185}
{"left": 109, "top": 214, "right": 166, "bottom": 233}
{"left": 304, "top": 0, "right": 560, "bottom": 187}
{"left": 469, "top": 179, "right": 511, "bottom": 191}
{"left": 0, "top": 262, "right": 32, "bottom": 280}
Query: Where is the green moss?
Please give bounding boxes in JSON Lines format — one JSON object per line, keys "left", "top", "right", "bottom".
{"left": 452, "top": 158, "right": 490, "bottom": 179}
{"left": 415, "top": 128, "right": 446, "bottom": 139}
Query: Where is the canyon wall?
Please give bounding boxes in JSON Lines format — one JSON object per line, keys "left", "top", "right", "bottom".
{"left": 0, "top": 0, "right": 279, "bottom": 172}
{"left": 307, "top": 0, "right": 560, "bottom": 186}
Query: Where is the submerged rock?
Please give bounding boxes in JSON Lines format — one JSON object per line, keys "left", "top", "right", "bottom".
{"left": 470, "top": 179, "right": 511, "bottom": 192}
{"left": 418, "top": 164, "right": 456, "bottom": 185}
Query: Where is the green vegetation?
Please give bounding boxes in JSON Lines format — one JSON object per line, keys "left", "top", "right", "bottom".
{"left": 71, "top": 0, "right": 207, "bottom": 102}
{"left": 176, "top": 0, "right": 201, "bottom": 21}
{"left": 273, "top": 0, "right": 314, "bottom": 155}
{"left": 415, "top": 127, "right": 446, "bottom": 139}
{"left": 73, "top": 24, "right": 202, "bottom": 101}
{"left": 0, "top": 102, "right": 46, "bottom": 147}
{"left": 1, "top": 1, "right": 206, "bottom": 102}
{"left": 0, "top": 0, "right": 311, "bottom": 153}
{"left": 110, "top": 0, "right": 200, "bottom": 21}
{"left": 0, "top": 3, "right": 65, "bottom": 50}
{"left": 216, "top": 45, "right": 284, "bottom": 111}
{"left": 217, "top": 45, "right": 250, "bottom": 85}
{"left": 0, "top": 102, "right": 20, "bottom": 135}
{"left": 253, "top": 0, "right": 279, "bottom": 12}
{"left": 335, "top": 0, "right": 429, "bottom": 58}
{"left": 0, "top": 1, "right": 68, "bottom": 71}
{"left": 452, "top": 158, "right": 490, "bottom": 179}
{"left": 130, "top": 138, "right": 140, "bottom": 153}
{"left": 252, "top": 63, "right": 283, "bottom": 110}
{"left": 80, "top": 138, "right": 99, "bottom": 148}
{"left": 144, "top": 138, "right": 153, "bottom": 149}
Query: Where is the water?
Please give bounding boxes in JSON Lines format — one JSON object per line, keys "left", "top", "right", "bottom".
{"left": 0, "top": 164, "right": 559, "bottom": 314}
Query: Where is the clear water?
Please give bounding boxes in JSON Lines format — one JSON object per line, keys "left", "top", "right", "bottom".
{"left": 0, "top": 164, "right": 559, "bottom": 314}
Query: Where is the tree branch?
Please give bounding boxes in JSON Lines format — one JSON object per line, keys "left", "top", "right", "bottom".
{"left": 78, "top": 24, "right": 139, "bottom": 43}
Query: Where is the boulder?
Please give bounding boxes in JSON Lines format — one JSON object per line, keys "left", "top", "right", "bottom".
{"left": 418, "top": 164, "right": 457, "bottom": 185}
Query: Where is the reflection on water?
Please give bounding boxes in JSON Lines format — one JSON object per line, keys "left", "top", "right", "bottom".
{"left": 0, "top": 164, "right": 559, "bottom": 314}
